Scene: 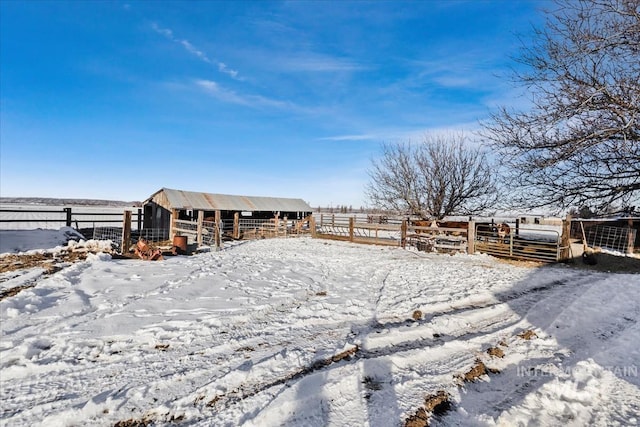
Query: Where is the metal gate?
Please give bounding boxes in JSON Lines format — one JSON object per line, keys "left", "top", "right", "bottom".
{"left": 475, "top": 225, "right": 560, "bottom": 262}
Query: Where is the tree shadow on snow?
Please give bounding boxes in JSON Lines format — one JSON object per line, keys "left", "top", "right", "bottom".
{"left": 276, "top": 312, "right": 401, "bottom": 426}
{"left": 435, "top": 256, "right": 640, "bottom": 425}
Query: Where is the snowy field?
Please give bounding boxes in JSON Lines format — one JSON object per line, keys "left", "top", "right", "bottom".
{"left": 1, "top": 231, "right": 639, "bottom": 426}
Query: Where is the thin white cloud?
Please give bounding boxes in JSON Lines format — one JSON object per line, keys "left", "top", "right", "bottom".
{"left": 151, "top": 22, "right": 173, "bottom": 39}
{"left": 217, "top": 63, "right": 238, "bottom": 79}
{"left": 151, "top": 23, "right": 240, "bottom": 80}
{"left": 276, "top": 53, "right": 367, "bottom": 73}
{"left": 318, "top": 134, "right": 376, "bottom": 142}
{"left": 398, "top": 124, "right": 483, "bottom": 142}
{"left": 317, "top": 123, "right": 484, "bottom": 146}
{"left": 402, "top": 51, "right": 504, "bottom": 91}
{"left": 195, "top": 79, "right": 288, "bottom": 109}
{"left": 180, "top": 40, "right": 212, "bottom": 64}
{"left": 432, "top": 76, "right": 473, "bottom": 88}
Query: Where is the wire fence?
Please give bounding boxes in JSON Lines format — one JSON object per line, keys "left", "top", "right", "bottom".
{"left": 201, "top": 220, "right": 219, "bottom": 246}
{"left": 237, "top": 219, "right": 287, "bottom": 239}
{"left": 91, "top": 227, "right": 122, "bottom": 249}
{"left": 93, "top": 227, "right": 170, "bottom": 250}
{"left": 577, "top": 223, "right": 636, "bottom": 253}
{"left": 133, "top": 228, "right": 170, "bottom": 243}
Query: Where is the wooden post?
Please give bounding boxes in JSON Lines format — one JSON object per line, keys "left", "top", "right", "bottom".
{"left": 332, "top": 214, "right": 335, "bottom": 227}
{"left": 310, "top": 215, "right": 317, "bottom": 237}
{"left": 283, "top": 216, "right": 288, "bottom": 237}
{"left": 320, "top": 213, "right": 324, "bottom": 227}
{"left": 509, "top": 230, "right": 514, "bottom": 257}
{"left": 401, "top": 219, "right": 407, "bottom": 248}
{"left": 64, "top": 207, "right": 72, "bottom": 227}
{"left": 274, "top": 213, "right": 279, "bottom": 238}
{"left": 349, "top": 216, "right": 354, "bottom": 242}
{"left": 233, "top": 212, "right": 240, "bottom": 239}
{"left": 137, "top": 208, "right": 142, "bottom": 232}
{"left": 121, "top": 210, "right": 132, "bottom": 254}
{"left": 196, "top": 210, "right": 204, "bottom": 247}
{"left": 515, "top": 218, "right": 520, "bottom": 237}
{"left": 170, "top": 209, "right": 178, "bottom": 239}
{"left": 467, "top": 220, "right": 475, "bottom": 254}
{"left": 628, "top": 218, "right": 635, "bottom": 254}
{"left": 214, "top": 210, "right": 221, "bottom": 250}
{"left": 559, "top": 215, "right": 572, "bottom": 261}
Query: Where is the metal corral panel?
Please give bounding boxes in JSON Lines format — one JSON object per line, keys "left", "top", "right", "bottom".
{"left": 145, "top": 188, "right": 311, "bottom": 212}
{"left": 475, "top": 226, "right": 560, "bottom": 262}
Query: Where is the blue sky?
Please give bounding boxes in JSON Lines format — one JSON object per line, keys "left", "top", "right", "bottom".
{"left": 1, "top": 0, "right": 543, "bottom": 207}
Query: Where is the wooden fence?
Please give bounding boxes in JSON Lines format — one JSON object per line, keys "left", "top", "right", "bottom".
{"left": 3, "top": 208, "right": 589, "bottom": 262}
{"left": 311, "top": 214, "right": 582, "bottom": 262}
{"left": 312, "top": 214, "right": 472, "bottom": 253}
{"left": 171, "top": 214, "right": 312, "bottom": 251}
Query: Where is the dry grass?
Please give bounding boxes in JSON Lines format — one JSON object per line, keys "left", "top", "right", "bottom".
{"left": 403, "top": 391, "right": 451, "bottom": 427}
{"left": 486, "top": 347, "right": 505, "bottom": 358}
{"left": 0, "top": 250, "right": 93, "bottom": 274}
{"left": 463, "top": 359, "right": 487, "bottom": 382}
{"left": 517, "top": 330, "right": 538, "bottom": 340}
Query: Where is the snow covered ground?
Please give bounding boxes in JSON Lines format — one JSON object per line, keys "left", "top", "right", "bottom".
{"left": 0, "top": 227, "right": 88, "bottom": 254}
{"left": 1, "top": 231, "right": 639, "bottom": 426}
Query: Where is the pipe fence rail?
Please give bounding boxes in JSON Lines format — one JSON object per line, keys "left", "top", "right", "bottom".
{"left": 0, "top": 207, "right": 142, "bottom": 230}
{"left": 475, "top": 225, "right": 561, "bottom": 263}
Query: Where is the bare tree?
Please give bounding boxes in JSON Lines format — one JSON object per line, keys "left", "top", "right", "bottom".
{"left": 366, "top": 134, "right": 498, "bottom": 219}
{"left": 482, "top": 0, "right": 640, "bottom": 213}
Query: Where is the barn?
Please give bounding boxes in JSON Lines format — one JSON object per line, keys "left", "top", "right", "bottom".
{"left": 142, "top": 188, "right": 312, "bottom": 239}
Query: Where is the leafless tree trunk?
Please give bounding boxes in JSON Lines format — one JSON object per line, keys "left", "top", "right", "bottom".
{"left": 482, "top": 0, "right": 640, "bottom": 213}
{"left": 366, "top": 134, "right": 498, "bottom": 219}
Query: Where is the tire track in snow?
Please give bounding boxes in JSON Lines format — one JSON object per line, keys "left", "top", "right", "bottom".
{"left": 2, "top": 264, "right": 598, "bottom": 427}
{"left": 160, "top": 276, "right": 594, "bottom": 425}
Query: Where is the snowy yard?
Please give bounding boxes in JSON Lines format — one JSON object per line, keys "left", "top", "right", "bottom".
{"left": 1, "top": 233, "right": 639, "bottom": 426}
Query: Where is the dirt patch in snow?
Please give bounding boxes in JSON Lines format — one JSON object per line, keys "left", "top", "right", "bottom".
{"left": 0, "top": 284, "right": 36, "bottom": 301}
{"left": 486, "top": 346, "right": 505, "bottom": 358}
{"left": 0, "top": 251, "right": 89, "bottom": 274}
{"left": 113, "top": 419, "right": 153, "bottom": 427}
{"left": 462, "top": 359, "right": 488, "bottom": 382}
{"left": 113, "top": 414, "right": 184, "bottom": 427}
{"left": 404, "top": 391, "right": 451, "bottom": 427}
{"left": 403, "top": 331, "right": 530, "bottom": 427}
{"left": 517, "top": 329, "right": 538, "bottom": 340}
{"left": 0, "top": 249, "right": 114, "bottom": 300}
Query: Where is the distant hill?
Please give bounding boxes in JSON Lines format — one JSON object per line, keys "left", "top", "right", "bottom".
{"left": 0, "top": 197, "right": 142, "bottom": 207}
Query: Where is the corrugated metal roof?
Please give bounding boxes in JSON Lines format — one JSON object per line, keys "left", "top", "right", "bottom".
{"left": 146, "top": 188, "right": 312, "bottom": 212}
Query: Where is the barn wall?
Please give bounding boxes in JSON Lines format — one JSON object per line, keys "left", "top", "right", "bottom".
{"left": 143, "top": 191, "right": 173, "bottom": 231}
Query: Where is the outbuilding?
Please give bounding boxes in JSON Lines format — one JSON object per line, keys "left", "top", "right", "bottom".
{"left": 142, "top": 187, "right": 312, "bottom": 240}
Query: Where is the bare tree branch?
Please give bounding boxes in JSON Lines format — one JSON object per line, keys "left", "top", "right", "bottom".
{"left": 366, "top": 134, "right": 498, "bottom": 219}
{"left": 482, "top": 0, "right": 640, "bottom": 213}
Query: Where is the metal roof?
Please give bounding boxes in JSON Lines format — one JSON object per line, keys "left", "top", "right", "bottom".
{"left": 146, "top": 188, "right": 312, "bottom": 212}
